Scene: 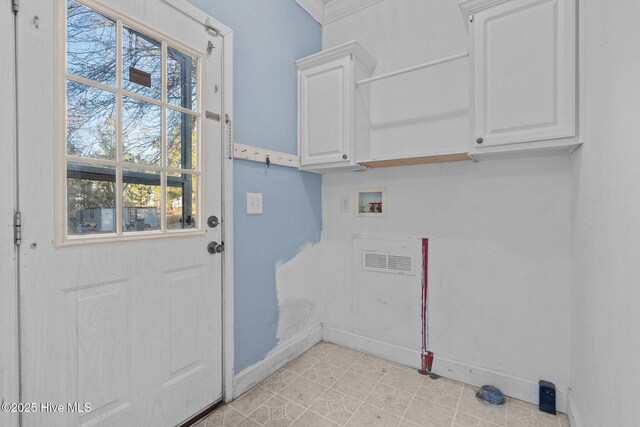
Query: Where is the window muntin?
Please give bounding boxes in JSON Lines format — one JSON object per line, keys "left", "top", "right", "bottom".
{"left": 64, "top": 0, "right": 202, "bottom": 240}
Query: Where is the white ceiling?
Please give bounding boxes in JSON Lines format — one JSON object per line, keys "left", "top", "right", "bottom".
{"left": 297, "top": 0, "right": 386, "bottom": 24}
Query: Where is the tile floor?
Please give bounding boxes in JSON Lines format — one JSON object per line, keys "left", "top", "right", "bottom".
{"left": 196, "top": 342, "right": 570, "bottom": 427}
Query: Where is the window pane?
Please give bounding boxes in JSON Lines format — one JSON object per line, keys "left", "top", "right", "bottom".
{"left": 167, "top": 47, "right": 197, "bottom": 110}
{"left": 122, "top": 26, "right": 162, "bottom": 99}
{"left": 167, "top": 173, "right": 197, "bottom": 230}
{"left": 167, "top": 109, "right": 197, "bottom": 169}
{"left": 67, "top": 162, "right": 116, "bottom": 236}
{"left": 66, "top": 0, "right": 116, "bottom": 86}
{"left": 123, "top": 169, "right": 161, "bottom": 232}
{"left": 122, "top": 97, "right": 161, "bottom": 165}
{"left": 67, "top": 81, "right": 116, "bottom": 160}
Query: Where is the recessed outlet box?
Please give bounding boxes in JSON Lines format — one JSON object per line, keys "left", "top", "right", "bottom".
{"left": 247, "top": 193, "right": 263, "bottom": 215}
{"left": 356, "top": 189, "right": 386, "bottom": 217}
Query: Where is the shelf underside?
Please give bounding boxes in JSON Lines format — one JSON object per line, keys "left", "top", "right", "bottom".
{"left": 359, "top": 152, "right": 472, "bottom": 168}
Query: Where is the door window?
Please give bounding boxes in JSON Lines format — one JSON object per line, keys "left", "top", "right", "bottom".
{"left": 63, "top": 0, "right": 202, "bottom": 240}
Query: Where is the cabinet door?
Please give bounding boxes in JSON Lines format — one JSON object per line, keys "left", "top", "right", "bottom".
{"left": 472, "top": 0, "right": 576, "bottom": 147}
{"left": 299, "top": 56, "right": 352, "bottom": 166}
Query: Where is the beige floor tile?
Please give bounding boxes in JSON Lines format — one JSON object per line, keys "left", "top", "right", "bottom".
{"left": 305, "top": 342, "right": 340, "bottom": 359}
{"left": 198, "top": 405, "right": 246, "bottom": 427}
{"left": 404, "top": 396, "right": 456, "bottom": 427}
{"left": 398, "top": 420, "right": 422, "bottom": 427}
{"left": 236, "top": 418, "right": 262, "bottom": 427}
{"left": 379, "top": 365, "right": 423, "bottom": 394}
{"left": 558, "top": 413, "right": 569, "bottom": 427}
{"left": 453, "top": 411, "right": 502, "bottom": 427}
{"left": 280, "top": 376, "right": 328, "bottom": 408}
{"left": 457, "top": 386, "right": 506, "bottom": 427}
{"left": 415, "top": 376, "right": 463, "bottom": 410}
{"left": 261, "top": 369, "right": 300, "bottom": 393}
{"left": 231, "top": 386, "right": 276, "bottom": 416}
{"left": 331, "top": 372, "right": 378, "bottom": 401}
{"left": 302, "top": 361, "right": 346, "bottom": 388}
{"left": 365, "top": 382, "right": 413, "bottom": 417}
{"left": 321, "top": 347, "right": 363, "bottom": 370}
{"left": 349, "top": 354, "right": 392, "bottom": 381}
{"left": 506, "top": 398, "right": 561, "bottom": 427}
{"left": 345, "top": 403, "right": 401, "bottom": 427}
{"left": 286, "top": 354, "right": 324, "bottom": 375}
{"left": 292, "top": 410, "right": 341, "bottom": 426}
{"left": 248, "top": 394, "right": 306, "bottom": 426}
{"left": 308, "top": 388, "right": 362, "bottom": 425}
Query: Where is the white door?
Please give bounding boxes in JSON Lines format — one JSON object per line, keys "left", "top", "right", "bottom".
{"left": 16, "top": 1, "right": 225, "bottom": 425}
{"left": 471, "top": 0, "right": 576, "bottom": 147}
{"left": 299, "top": 56, "right": 352, "bottom": 166}
{"left": 1, "top": 0, "right": 18, "bottom": 426}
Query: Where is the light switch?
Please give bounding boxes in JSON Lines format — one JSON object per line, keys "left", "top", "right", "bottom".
{"left": 247, "top": 193, "right": 263, "bottom": 215}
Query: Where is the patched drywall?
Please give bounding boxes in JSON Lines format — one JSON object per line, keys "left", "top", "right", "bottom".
{"left": 275, "top": 243, "right": 324, "bottom": 345}
{"left": 188, "top": 0, "right": 322, "bottom": 372}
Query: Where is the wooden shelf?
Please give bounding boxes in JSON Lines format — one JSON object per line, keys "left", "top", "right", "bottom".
{"left": 359, "top": 152, "right": 472, "bottom": 168}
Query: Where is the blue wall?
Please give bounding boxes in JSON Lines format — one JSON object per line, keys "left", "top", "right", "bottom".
{"left": 187, "top": 0, "right": 323, "bottom": 372}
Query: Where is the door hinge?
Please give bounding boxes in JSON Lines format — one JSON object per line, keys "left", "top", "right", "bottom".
{"left": 14, "top": 211, "right": 22, "bottom": 246}
{"left": 12, "top": 0, "right": 19, "bottom": 14}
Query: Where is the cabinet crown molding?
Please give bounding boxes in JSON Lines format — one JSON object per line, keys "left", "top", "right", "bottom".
{"left": 295, "top": 41, "right": 377, "bottom": 71}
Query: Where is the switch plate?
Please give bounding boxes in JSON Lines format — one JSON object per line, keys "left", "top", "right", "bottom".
{"left": 247, "top": 193, "right": 263, "bottom": 215}
{"left": 340, "top": 195, "right": 350, "bottom": 213}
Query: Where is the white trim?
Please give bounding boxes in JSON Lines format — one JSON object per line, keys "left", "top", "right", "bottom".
{"left": 233, "top": 327, "right": 322, "bottom": 398}
{"left": 322, "top": 326, "right": 569, "bottom": 413}
{"left": 233, "top": 143, "right": 300, "bottom": 169}
{"left": 322, "top": 326, "right": 421, "bottom": 369}
{"left": 459, "top": 0, "right": 512, "bottom": 16}
{"left": 221, "top": 30, "right": 235, "bottom": 404}
{"left": 162, "top": 0, "right": 233, "bottom": 36}
{"left": 295, "top": 0, "right": 325, "bottom": 24}
{"left": 323, "top": 0, "right": 387, "bottom": 24}
{"left": 432, "top": 356, "right": 568, "bottom": 413}
{"left": 567, "top": 394, "right": 583, "bottom": 427}
{"left": 295, "top": 40, "right": 376, "bottom": 71}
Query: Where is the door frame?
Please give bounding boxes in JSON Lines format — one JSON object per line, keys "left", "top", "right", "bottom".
{"left": 2, "top": 0, "right": 19, "bottom": 425}
{"left": 160, "top": 0, "right": 236, "bottom": 404}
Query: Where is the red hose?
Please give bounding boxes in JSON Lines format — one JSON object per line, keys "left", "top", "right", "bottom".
{"left": 419, "top": 238, "right": 434, "bottom": 375}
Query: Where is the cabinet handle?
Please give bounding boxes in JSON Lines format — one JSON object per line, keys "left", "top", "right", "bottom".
{"left": 342, "top": 154, "right": 348, "bottom": 160}
{"left": 476, "top": 137, "right": 484, "bottom": 144}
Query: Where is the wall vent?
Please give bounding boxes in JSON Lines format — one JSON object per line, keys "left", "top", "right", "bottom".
{"left": 362, "top": 251, "right": 416, "bottom": 275}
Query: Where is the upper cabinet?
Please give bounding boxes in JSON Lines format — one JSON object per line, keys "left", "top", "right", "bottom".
{"left": 460, "top": 0, "right": 579, "bottom": 159}
{"left": 296, "top": 41, "right": 376, "bottom": 171}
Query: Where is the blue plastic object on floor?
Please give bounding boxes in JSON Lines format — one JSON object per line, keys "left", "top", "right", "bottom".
{"left": 476, "top": 385, "right": 505, "bottom": 405}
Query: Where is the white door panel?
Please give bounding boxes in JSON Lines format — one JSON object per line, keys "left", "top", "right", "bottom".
{"left": 16, "top": 1, "right": 224, "bottom": 426}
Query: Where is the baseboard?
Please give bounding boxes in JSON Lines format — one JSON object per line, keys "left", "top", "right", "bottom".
{"left": 322, "top": 326, "right": 568, "bottom": 413}
{"left": 567, "top": 394, "right": 583, "bottom": 427}
{"left": 233, "top": 327, "right": 322, "bottom": 398}
{"left": 430, "top": 356, "right": 568, "bottom": 413}
{"left": 322, "top": 326, "right": 422, "bottom": 369}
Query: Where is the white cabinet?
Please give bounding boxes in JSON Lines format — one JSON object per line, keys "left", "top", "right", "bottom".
{"left": 296, "top": 41, "right": 376, "bottom": 171}
{"left": 461, "top": 0, "right": 578, "bottom": 158}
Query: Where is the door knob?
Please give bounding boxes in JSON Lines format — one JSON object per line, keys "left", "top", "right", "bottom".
{"left": 476, "top": 137, "right": 484, "bottom": 144}
{"left": 207, "top": 241, "right": 224, "bottom": 254}
{"left": 342, "top": 154, "right": 348, "bottom": 160}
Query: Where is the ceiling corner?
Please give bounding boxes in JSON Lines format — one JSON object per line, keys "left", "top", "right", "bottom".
{"left": 296, "top": 0, "right": 325, "bottom": 25}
